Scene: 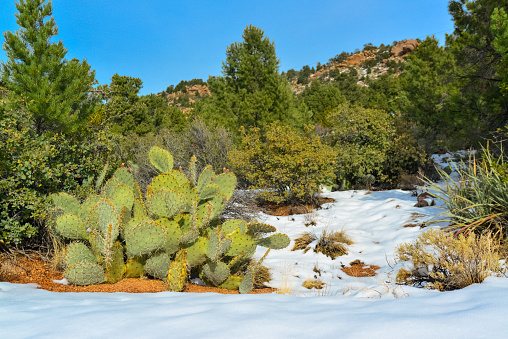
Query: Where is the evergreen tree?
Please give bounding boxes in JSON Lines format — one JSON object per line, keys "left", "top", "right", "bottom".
{"left": 300, "top": 80, "right": 346, "bottom": 125}
{"left": 447, "top": 0, "right": 508, "bottom": 139}
{"left": 491, "top": 7, "right": 508, "bottom": 93}
{"left": 140, "top": 94, "right": 187, "bottom": 132}
{"left": 99, "top": 74, "right": 188, "bottom": 136}
{"left": 1, "top": 0, "right": 96, "bottom": 134}
{"left": 99, "top": 74, "right": 153, "bottom": 135}
{"left": 399, "top": 36, "right": 460, "bottom": 150}
{"left": 199, "top": 25, "right": 304, "bottom": 131}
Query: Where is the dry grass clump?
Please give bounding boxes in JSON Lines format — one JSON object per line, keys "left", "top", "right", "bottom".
{"left": 302, "top": 279, "right": 325, "bottom": 290}
{"left": 291, "top": 231, "right": 317, "bottom": 252}
{"left": 253, "top": 263, "right": 272, "bottom": 287}
{"left": 48, "top": 230, "right": 66, "bottom": 271}
{"left": 304, "top": 212, "right": 318, "bottom": 227}
{"left": 292, "top": 229, "right": 353, "bottom": 259}
{"left": 276, "top": 262, "right": 298, "bottom": 295}
{"left": 315, "top": 229, "right": 353, "bottom": 259}
{"left": 395, "top": 228, "right": 504, "bottom": 291}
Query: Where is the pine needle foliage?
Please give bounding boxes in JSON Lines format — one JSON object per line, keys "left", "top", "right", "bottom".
{"left": 1, "top": 0, "right": 96, "bottom": 134}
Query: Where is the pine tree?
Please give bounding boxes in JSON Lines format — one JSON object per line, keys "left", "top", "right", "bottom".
{"left": 399, "top": 36, "right": 461, "bottom": 150}
{"left": 200, "top": 25, "right": 304, "bottom": 131}
{"left": 491, "top": 7, "right": 508, "bottom": 93}
{"left": 1, "top": 0, "right": 96, "bottom": 134}
{"left": 447, "top": 0, "right": 508, "bottom": 138}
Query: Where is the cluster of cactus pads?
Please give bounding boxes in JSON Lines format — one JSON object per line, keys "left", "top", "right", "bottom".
{"left": 50, "top": 146, "right": 290, "bottom": 293}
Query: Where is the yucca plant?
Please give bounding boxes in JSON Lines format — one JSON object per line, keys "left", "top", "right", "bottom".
{"left": 426, "top": 148, "right": 508, "bottom": 240}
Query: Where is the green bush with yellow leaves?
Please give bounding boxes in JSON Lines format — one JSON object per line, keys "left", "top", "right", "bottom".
{"left": 228, "top": 121, "right": 337, "bottom": 205}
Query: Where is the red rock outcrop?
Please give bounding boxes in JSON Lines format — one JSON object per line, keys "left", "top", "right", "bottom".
{"left": 390, "top": 39, "right": 420, "bottom": 57}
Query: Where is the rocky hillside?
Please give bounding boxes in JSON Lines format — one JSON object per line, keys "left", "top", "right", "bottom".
{"left": 160, "top": 39, "right": 420, "bottom": 109}
{"left": 287, "top": 39, "right": 420, "bottom": 94}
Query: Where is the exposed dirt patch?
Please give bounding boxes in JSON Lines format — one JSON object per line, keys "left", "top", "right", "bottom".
{"left": 262, "top": 197, "right": 335, "bottom": 216}
{"left": 341, "top": 264, "right": 380, "bottom": 277}
{"left": 0, "top": 253, "right": 275, "bottom": 294}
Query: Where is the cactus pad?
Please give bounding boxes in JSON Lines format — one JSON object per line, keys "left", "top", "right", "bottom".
{"left": 257, "top": 233, "right": 290, "bottom": 250}
{"left": 180, "top": 229, "right": 199, "bottom": 245}
{"left": 167, "top": 250, "right": 188, "bottom": 292}
{"left": 212, "top": 172, "right": 237, "bottom": 200}
{"left": 147, "top": 173, "right": 180, "bottom": 196}
{"left": 64, "top": 242, "right": 95, "bottom": 267}
{"left": 78, "top": 195, "right": 103, "bottom": 220}
{"left": 226, "top": 229, "right": 256, "bottom": 257}
{"left": 219, "top": 275, "right": 243, "bottom": 290}
{"left": 51, "top": 192, "right": 80, "bottom": 216}
{"left": 227, "top": 253, "right": 247, "bottom": 274}
{"left": 112, "top": 167, "right": 134, "bottom": 188}
{"left": 197, "top": 165, "right": 214, "bottom": 193}
{"left": 206, "top": 228, "right": 232, "bottom": 262}
{"left": 145, "top": 252, "right": 171, "bottom": 280}
{"left": 168, "top": 170, "right": 190, "bottom": 187}
{"left": 238, "top": 266, "right": 254, "bottom": 294}
{"left": 146, "top": 189, "right": 184, "bottom": 218}
{"left": 201, "top": 261, "right": 230, "bottom": 286}
{"left": 108, "top": 183, "right": 134, "bottom": 212}
{"left": 125, "top": 257, "right": 145, "bottom": 278}
{"left": 199, "top": 184, "right": 221, "bottom": 201}
{"left": 124, "top": 218, "right": 167, "bottom": 257}
{"left": 55, "top": 214, "right": 88, "bottom": 240}
{"left": 105, "top": 242, "right": 125, "bottom": 283}
{"left": 65, "top": 262, "right": 106, "bottom": 286}
{"left": 247, "top": 221, "right": 277, "bottom": 234}
{"left": 221, "top": 219, "right": 247, "bottom": 235}
{"left": 185, "top": 236, "right": 208, "bottom": 267}
{"left": 133, "top": 198, "right": 147, "bottom": 218}
{"left": 156, "top": 218, "right": 181, "bottom": 254}
{"left": 103, "top": 178, "right": 120, "bottom": 197}
{"left": 149, "top": 146, "right": 173, "bottom": 173}
{"left": 178, "top": 182, "right": 199, "bottom": 212}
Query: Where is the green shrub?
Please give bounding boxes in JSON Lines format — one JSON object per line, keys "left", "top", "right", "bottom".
{"left": 395, "top": 228, "right": 502, "bottom": 291}
{"left": 228, "top": 122, "right": 337, "bottom": 205}
{"left": 324, "top": 104, "right": 428, "bottom": 189}
{"left": 118, "top": 118, "right": 234, "bottom": 192}
{"left": 325, "top": 103, "right": 392, "bottom": 188}
{"left": 0, "top": 98, "right": 117, "bottom": 245}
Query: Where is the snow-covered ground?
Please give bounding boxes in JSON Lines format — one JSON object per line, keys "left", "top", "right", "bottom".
{"left": 1, "top": 184, "right": 507, "bottom": 338}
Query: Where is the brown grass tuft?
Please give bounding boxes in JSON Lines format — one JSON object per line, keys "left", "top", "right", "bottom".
{"left": 302, "top": 279, "right": 325, "bottom": 290}
{"left": 314, "top": 229, "right": 353, "bottom": 259}
{"left": 253, "top": 263, "right": 272, "bottom": 287}
{"left": 292, "top": 231, "right": 317, "bottom": 251}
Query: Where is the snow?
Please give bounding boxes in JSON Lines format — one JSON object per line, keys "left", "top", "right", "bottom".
{"left": 1, "top": 171, "right": 507, "bottom": 338}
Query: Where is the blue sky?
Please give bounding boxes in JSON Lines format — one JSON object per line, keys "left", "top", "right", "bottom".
{"left": 0, "top": 0, "right": 455, "bottom": 95}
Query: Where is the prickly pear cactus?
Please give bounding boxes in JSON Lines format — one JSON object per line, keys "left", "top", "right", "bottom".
{"left": 65, "top": 261, "right": 106, "bottom": 286}
{"left": 167, "top": 250, "right": 188, "bottom": 292}
{"left": 50, "top": 146, "right": 290, "bottom": 293}
{"left": 50, "top": 167, "right": 136, "bottom": 286}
